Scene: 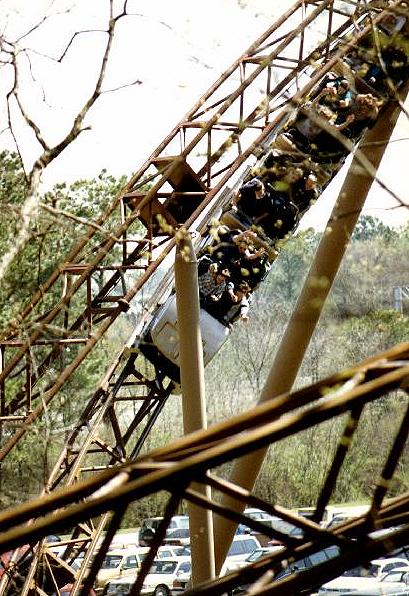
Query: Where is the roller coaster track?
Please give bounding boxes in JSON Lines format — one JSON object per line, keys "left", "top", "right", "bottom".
{"left": 0, "top": 0, "right": 408, "bottom": 594}
{"left": 0, "top": 343, "right": 409, "bottom": 596}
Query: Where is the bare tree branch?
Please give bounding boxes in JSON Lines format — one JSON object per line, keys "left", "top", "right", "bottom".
{"left": 15, "top": 1, "right": 71, "bottom": 44}
{"left": 0, "top": 0, "right": 138, "bottom": 283}
{"left": 39, "top": 202, "right": 121, "bottom": 243}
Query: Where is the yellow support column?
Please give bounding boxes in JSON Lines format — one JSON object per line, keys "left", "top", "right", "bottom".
{"left": 174, "top": 232, "right": 216, "bottom": 585}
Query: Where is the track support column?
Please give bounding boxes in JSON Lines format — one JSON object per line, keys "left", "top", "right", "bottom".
{"left": 174, "top": 232, "right": 215, "bottom": 585}
{"left": 213, "top": 90, "right": 409, "bottom": 572}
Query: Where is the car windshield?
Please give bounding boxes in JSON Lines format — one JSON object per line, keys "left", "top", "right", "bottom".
{"left": 343, "top": 564, "right": 379, "bottom": 577}
{"left": 167, "top": 529, "right": 189, "bottom": 537}
{"left": 246, "top": 510, "right": 268, "bottom": 520}
{"left": 101, "top": 555, "right": 122, "bottom": 569}
{"left": 177, "top": 562, "right": 191, "bottom": 574}
{"left": 271, "top": 519, "right": 299, "bottom": 535}
{"left": 150, "top": 560, "right": 178, "bottom": 574}
{"left": 246, "top": 549, "right": 269, "bottom": 562}
{"left": 288, "top": 525, "right": 304, "bottom": 538}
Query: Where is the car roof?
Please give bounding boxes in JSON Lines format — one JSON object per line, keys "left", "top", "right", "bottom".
{"left": 104, "top": 547, "right": 148, "bottom": 556}
{"left": 106, "top": 558, "right": 191, "bottom": 586}
{"left": 151, "top": 556, "right": 190, "bottom": 562}
{"left": 145, "top": 515, "right": 188, "bottom": 520}
{"left": 372, "top": 557, "right": 409, "bottom": 565}
{"left": 384, "top": 565, "right": 409, "bottom": 571}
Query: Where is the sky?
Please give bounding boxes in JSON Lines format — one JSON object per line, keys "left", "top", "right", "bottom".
{"left": 0, "top": 0, "right": 408, "bottom": 231}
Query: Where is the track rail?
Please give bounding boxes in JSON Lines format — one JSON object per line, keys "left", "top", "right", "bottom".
{"left": 0, "top": 344, "right": 408, "bottom": 595}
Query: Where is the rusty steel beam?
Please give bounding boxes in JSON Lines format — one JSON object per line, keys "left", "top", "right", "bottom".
{"left": 0, "top": 344, "right": 408, "bottom": 595}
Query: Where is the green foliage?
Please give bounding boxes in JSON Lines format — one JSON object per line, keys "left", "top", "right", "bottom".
{"left": 0, "top": 152, "right": 135, "bottom": 504}
{"left": 0, "top": 150, "right": 27, "bottom": 204}
{"left": 352, "top": 214, "right": 397, "bottom": 242}
{"left": 1, "top": 152, "right": 409, "bottom": 518}
{"left": 329, "top": 221, "right": 409, "bottom": 318}
{"left": 0, "top": 153, "right": 128, "bottom": 332}
{"left": 332, "top": 310, "right": 409, "bottom": 367}
{"left": 263, "top": 230, "right": 318, "bottom": 304}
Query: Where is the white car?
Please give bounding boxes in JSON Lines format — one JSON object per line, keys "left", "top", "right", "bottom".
{"left": 223, "top": 545, "right": 282, "bottom": 573}
{"left": 343, "top": 567, "right": 409, "bottom": 595}
{"left": 92, "top": 547, "right": 150, "bottom": 592}
{"left": 157, "top": 546, "right": 188, "bottom": 558}
{"left": 162, "top": 527, "right": 190, "bottom": 546}
{"left": 244, "top": 508, "right": 275, "bottom": 523}
{"left": 103, "top": 558, "right": 191, "bottom": 596}
{"left": 141, "top": 558, "right": 191, "bottom": 595}
{"left": 318, "top": 558, "right": 409, "bottom": 594}
{"left": 220, "top": 535, "right": 262, "bottom": 575}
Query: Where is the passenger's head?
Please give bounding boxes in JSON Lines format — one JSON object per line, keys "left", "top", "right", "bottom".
{"left": 338, "top": 78, "right": 349, "bottom": 93}
{"left": 254, "top": 178, "right": 266, "bottom": 198}
{"left": 285, "top": 166, "right": 304, "bottom": 184}
{"left": 305, "top": 172, "right": 318, "bottom": 190}
{"left": 237, "top": 281, "right": 251, "bottom": 297}
{"left": 356, "top": 93, "right": 376, "bottom": 106}
{"left": 237, "top": 241, "right": 251, "bottom": 254}
{"left": 215, "top": 268, "right": 231, "bottom": 284}
{"left": 355, "top": 93, "right": 379, "bottom": 117}
{"left": 216, "top": 225, "right": 230, "bottom": 237}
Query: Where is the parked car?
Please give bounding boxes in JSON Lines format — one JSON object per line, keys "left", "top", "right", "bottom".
{"left": 236, "top": 509, "right": 304, "bottom": 547}
{"left": 109, "top": 531, "right": 140, "bottom": 550}
{"left": 170, "top": 546, "right": 191, "bottom": 558}
{"left": 318, "top": 558, "right": 409, "bottom": 594}
{"left": 232, "top": 544, "right": 340, "bottom": 595}
{"left": 46, "top": 534, "right": 62, "bottom": 544}
{"left": 166, "top": 537, "right": 264, "bottom": 593}
{"left": 53, "top": 584, "right": 96, "bottom": 596}
{"left": 103, "top": 577, "right": 136, "bottom": 595}
{"left": 333, "top": 567, "right": 409, "bottom": 595}
{"left": 324, "top": 505, "right": 370, "bottom": 528}
{"left": 224, "top": 546, "right": 283, "bottom": 573}
{"left": 220, "top": 535, "right": 262, "bottom": 576}
{"left": 0, "top": 545, "right": 31, "bottom": 577}
{"left": 164, "top": 546, "right": 190, "bottom": 558}
{"left": 158, "top": 546, "right": 187, "bottom": 558}
{"left": 103, "top": 557, "right": 191, "bottom": 596}
{"left": 139, "top": 516, "right": 189, "bottom": 547}
{"left": 163, "top": 528, "right": 190, "bottom": 546}
{"left": 243, "top": 508, "right": 275, "bottom": 523}
{"left": 93, "top": 547, "right": 150, "bottom": 592}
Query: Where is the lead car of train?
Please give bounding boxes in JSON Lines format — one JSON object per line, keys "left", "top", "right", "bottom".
{"left": 137, "top": 4, "right": 409, "bottom": 383}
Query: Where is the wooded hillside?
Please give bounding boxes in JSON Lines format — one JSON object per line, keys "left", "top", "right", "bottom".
{"left": 1, "top": 150, "right": 408, "bottom": 522}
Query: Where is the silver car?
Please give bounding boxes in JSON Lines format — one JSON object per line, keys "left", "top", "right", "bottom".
{"left": 319, "top": 564, "right": 409, "bottom": 595}
{"left": 338, "top": 567, "right": 409, "bottom": 595}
